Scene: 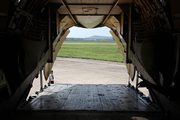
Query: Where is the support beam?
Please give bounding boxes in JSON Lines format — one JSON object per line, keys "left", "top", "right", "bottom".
{"left": 47, "top": 3, "right": 61, "bottom": 62}
{"left": 127, "top": 3, "right": 132, "bottom": 63}
{"left": 48, "top": 4, "right": 52, "bottom": 62}
{"left": 59, "top": 3, "right": 114, "bottom": 6}
{"left": 56, "top": 12, "right": 60, "bottom": 34}
{"left": 102, "top": 0, "right": 119, "bottom": 24}
{"left": 61, "top": 0, "right": 77, "bottom": 24}
{"left": 136, "top": 70, "right": 139, "bottom": 90}
{"left": 40, "top": 68, "right": 43, "bottom": 92}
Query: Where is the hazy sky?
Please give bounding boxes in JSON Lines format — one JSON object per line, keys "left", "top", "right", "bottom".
{"left": 67, "top": 26, "right": 112, "bottom": 38}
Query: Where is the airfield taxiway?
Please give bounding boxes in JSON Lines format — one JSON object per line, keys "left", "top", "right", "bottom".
{"left": 28, "top": 57, "right": 148, "bottom": 98}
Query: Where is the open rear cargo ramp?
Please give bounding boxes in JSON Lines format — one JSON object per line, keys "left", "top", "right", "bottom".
{"left": 7, "top": 84, "right": 168, "bottom": 120}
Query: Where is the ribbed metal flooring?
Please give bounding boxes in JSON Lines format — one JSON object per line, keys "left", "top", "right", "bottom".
{"left": 8, "top": 84, "right": 168, "bottom": 120}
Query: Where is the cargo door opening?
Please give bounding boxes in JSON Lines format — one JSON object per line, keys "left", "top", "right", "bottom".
{"left": 27, "top": 26, "right": 148, "bottom": 99}
{"left": 25, "top": 27, "right": 149, "bottom": 112}
{"left": 15, "top": 27, "right": 165, "bottom": 120}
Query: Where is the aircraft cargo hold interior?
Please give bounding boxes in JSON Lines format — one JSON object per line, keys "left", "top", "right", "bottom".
{"left": 1, "top": 0, "right": 180, "bottom": 119}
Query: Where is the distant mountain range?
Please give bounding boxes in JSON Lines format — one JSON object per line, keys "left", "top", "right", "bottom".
{"left": 66, "top": 35, "right": 114, "bottom": 42}
{"left": 87, "top": 35, "right": 112, "bottom": 39}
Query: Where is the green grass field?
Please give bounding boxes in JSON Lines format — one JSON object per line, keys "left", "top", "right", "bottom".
{"left": 57, "top": 43, "right": 124, "bottom": 62}
{"left": 63, "top": 41, "right": 116, "bottom": 44}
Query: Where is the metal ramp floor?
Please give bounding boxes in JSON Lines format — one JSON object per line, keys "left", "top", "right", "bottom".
{"left": 8, "top": 84, "right": 168, "bottom": 120}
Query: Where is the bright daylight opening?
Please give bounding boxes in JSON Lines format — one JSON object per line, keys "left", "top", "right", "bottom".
{"left": 28, "top": 26, "right": 148, "bottom": 97}
{"left": 67, "top": 26, "right": 112, "bottom": 38}
{"left": 28, "top": 26, "right": 127, "bottom": 96}
{"left": 22, "top": 27, "right": 154, "bottom": 116}
{"left": 26, "top": 26, "right": 149, "bottom": 112}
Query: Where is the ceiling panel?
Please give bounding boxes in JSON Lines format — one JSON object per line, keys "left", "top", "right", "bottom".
{"left": 48, "top": 0, "right": 62, "bottom": 3}
{"left": 58, "top": 5, "right": 121, "bottom": 15}
{"left": 118, "top": 0, "right": 131, "bottom": 4}
{"left": 58, "top": 6, "right": 69, "bottom": 14}
{"left": 111, "top": 6, "right": 122, "bottom": 14}
{"left": 49, "top": 0, "right": 131, "bottom": 4}
{"left": 97, "top": 5, "right": 112, "bottom": 14}
{"left": 98, "top": 0, "right": 116, "bottom": 4}
{"left": 65, "top": 0, "right": 82, "bottom": 3}
{"left": 82, "top": 5, "right": 98, "bottom": 14}
{"left": 82, "top": 5, "right": 98, "bottom": 7}
{"left": 81, "top": 0, "right": 99, "bottom": 3}
{"left": 69, "top": 5, "right": 83, "bottom": 14}
{"left": 76, "top": 15, "right": 104, "bottom": 28}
